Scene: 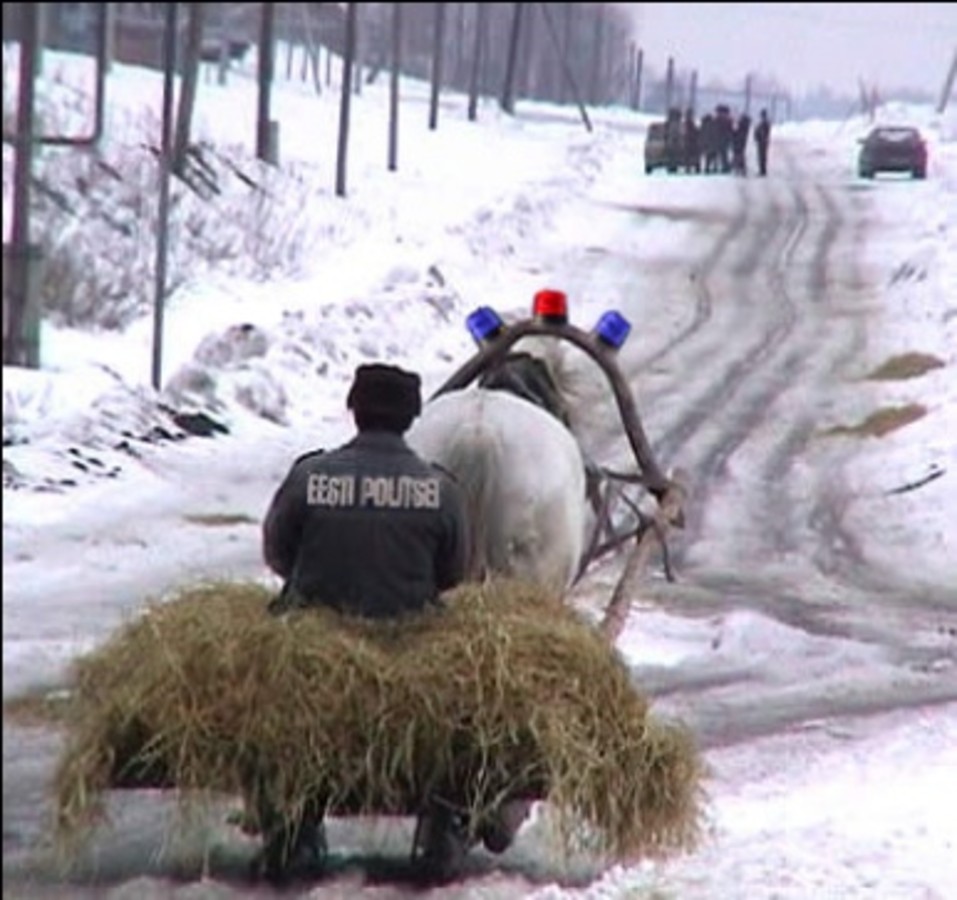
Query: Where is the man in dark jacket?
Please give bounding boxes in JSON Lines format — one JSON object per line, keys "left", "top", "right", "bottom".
{"left": 263, "top": 362, "right": 469, "bottom": 618}
{"left": 754, "top": 108, "right": 772, "bottom": 176}
{"left": 259, "top": 362, "right": 470, "bottom": 882}
{"left": 732, "top": 111, "right": 752, "bottom": 175}
{"left": 699, "top": 112, "right": 718, "bottom": 173}
{"left": 682, "top": 108, "right": 701, "bottom": 173}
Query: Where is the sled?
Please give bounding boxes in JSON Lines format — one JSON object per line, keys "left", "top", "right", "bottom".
{"left": 242, "top": 293, "right": 692, "bottom": 882}
{"left": 52, "top": 292, "right": 695, "bottom": 887}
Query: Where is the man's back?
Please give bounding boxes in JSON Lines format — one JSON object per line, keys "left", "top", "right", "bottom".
{"left": 265, "top": 431, "right": 468, "bottom": 618}
{"left": 263, "top": 363, "right": 469, "bottom": 619}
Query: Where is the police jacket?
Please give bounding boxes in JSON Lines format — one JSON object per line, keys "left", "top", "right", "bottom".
{"left": 263, "top": 430, "right": 469, "bottom": 618}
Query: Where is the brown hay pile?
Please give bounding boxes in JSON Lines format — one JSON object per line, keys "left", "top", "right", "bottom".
{"left": 52, "top": 578, "right": 705, "bottom": 863}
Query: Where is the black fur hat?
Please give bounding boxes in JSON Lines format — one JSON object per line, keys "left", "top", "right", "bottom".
{"left": 347, "top": 363, "right": 422, "bottom": 421}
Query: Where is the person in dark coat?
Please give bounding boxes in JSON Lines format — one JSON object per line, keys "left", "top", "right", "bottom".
{"left": 260, "top": 362, "right": 471, "bottom": 880}
{"left": 699, "top": 112, "right": 718, "bottom": 173}
{"left": 683, "top": 108, "right": 701, "bottom": 173}
{"left": 263, "top": 362, "right": 469, "bottom": 619}
{"left": 664, "top": 106, "right": 684, "bottom": 172}
{"left": 715, "top": 104, "right": 734, "bottom": 173}
{"left": 732, "top": 111, "right": 752, "bottom": 175}
{"left": 754, "top": 108, "right": 772, "bottom": 176}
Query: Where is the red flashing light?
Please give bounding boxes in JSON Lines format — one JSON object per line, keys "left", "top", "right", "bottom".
{"left": 532, "top": 288, "right": 568, "bottom": 323}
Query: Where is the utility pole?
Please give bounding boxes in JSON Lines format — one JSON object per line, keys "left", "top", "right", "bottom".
{"left": 151, "top": 1, "right": 178, "bottom": 391}
{"left": 501, "top": 2, "right": 525, "bottom": 115}
{"left": 665, "top": 56, "right": 674, "bottom": 112}
{"left": 537, "top": 2, "right": 591, "bottom": 131}
{"left": 173, "top": 1, "right": 205, "bottom": 176}
{"left": 336, "top": 2, "right": 357, "bottom": 197}
{"left": 428, "top": 2, "right": 446, "bottom": 130}
{"left": 938, "top": 47, "right": 957, "bottom": 114}
{"left": 4, "top": 3, "right": 40, "bottom": 367}
{"left": 388, "top": 3, "right": 401, "bottom": 170}
{"left": 467, "top": 2, "right": 488, "bottom": 122}
{"left": 634, "top": 47, "right": 643, "bottom": 111}
{"left": 256, "top": 2, "right": 276, "bottom": 163}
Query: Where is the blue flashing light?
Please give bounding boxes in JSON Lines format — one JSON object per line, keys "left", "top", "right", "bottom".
{"left": 466, "top": 306, "right": 505, "bottom": 343}
{"left": 594, "top": 310, "right": 631, "bottom": 350}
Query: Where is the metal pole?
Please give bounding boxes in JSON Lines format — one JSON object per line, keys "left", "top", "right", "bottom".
{"left": 257, "top": 2, "right": 275, "bottom": 163}
{"left": 152, "top": 1, "right": 178, "bottom": 391}
{"left": 501, "top": 2, "right": 525, "bottom": 115}
{"left": 93, "top": 2, "right": 108, "bottom": 142}
{"left": 467, "top": 2, "right": 485, "bottom": 122}
{"left": 388, "top": 2, "right": 401, "bottom": 170}
{"left": 938, "top": 47, "right": 957, "bottom": 114}
{"left": 103, "top": 1, "right": 115, "bottom": 72}
{"left": 634, "top": 47, "right": 643, "bottom": 111}
{"left": 665, "top": 56, "right": 674, "bottom": 112}
{"left": 335, "top": 3, "right": 357, "bottom": 197}
{"left": 537, "top": 2, "right": 591, "bottom": 131}
{"left": 428, "top": 2, "right": 446, "bottom": 131}
{"left": 3, "top": 3, "right": 109, "bottom": 149}
{"left": 5, "top": 3, "right": 40, "bottom": 367}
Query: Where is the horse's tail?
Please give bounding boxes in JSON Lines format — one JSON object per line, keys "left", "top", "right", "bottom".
{"left": 440, "top": 433, "right": 507, "bottom": 583}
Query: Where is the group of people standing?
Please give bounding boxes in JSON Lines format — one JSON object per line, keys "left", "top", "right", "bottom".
{"left": 666, "top": 105, "right": 772, "bottom": 177}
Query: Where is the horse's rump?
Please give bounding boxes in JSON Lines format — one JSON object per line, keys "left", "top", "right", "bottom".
{"left": 408, "top": 388, "right": 588, "bottom": 591}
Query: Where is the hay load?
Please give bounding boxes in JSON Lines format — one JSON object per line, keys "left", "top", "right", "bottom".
{"left": 52, "top": 578, "right": 706, "bottom": 864}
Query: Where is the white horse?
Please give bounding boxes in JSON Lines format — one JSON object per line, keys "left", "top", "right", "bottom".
{"left": 407, "top": 340, "right": 602, "bottom": 593}
{"left": 409, "top": 387, "right": 587, "bottom": 592}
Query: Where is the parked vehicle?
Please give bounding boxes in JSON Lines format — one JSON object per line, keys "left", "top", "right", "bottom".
{"left": 644, "top": 122, "right": 671, "bottom": 174}
{"left": 857, "top": 126, "right": 927, "bottom": 179}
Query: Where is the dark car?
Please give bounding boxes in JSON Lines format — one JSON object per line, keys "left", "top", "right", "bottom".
{"left": 857, "top": 126, "right": 928, "bottom": 179}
